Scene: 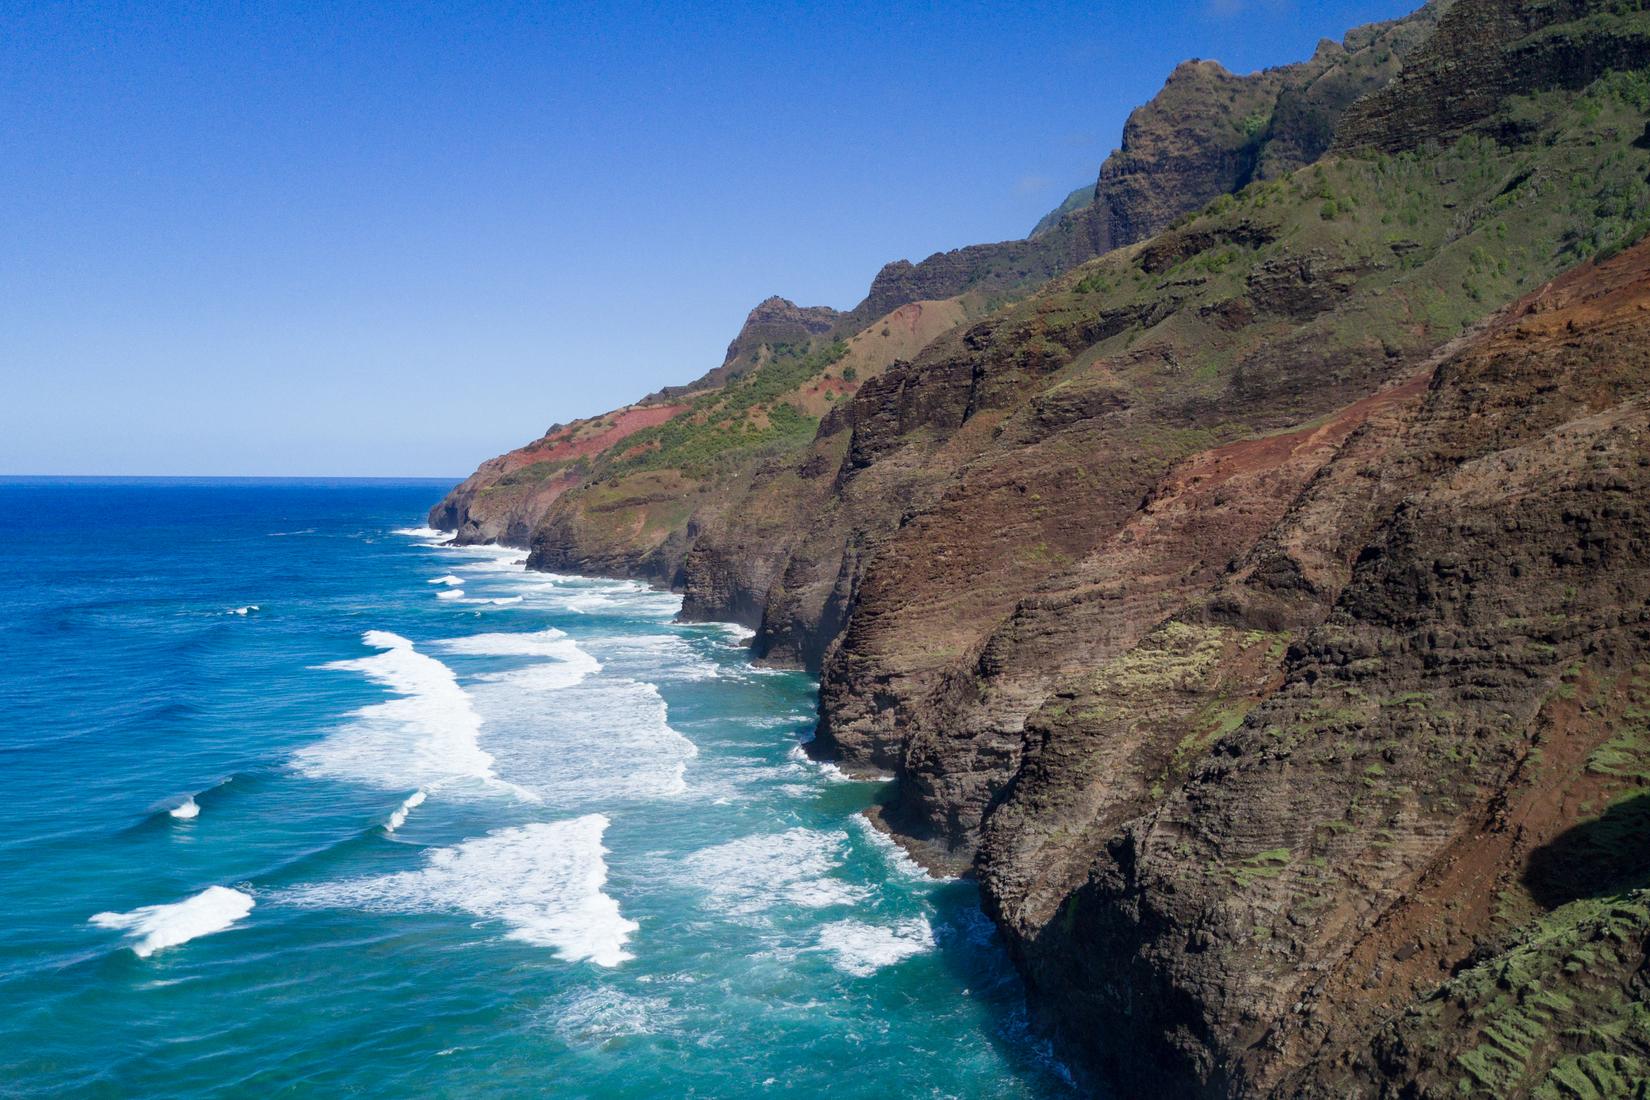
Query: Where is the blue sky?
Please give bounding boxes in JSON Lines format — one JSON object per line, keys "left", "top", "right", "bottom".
{"left": 2, "top": 0, "right": 1417, "bottom": 476}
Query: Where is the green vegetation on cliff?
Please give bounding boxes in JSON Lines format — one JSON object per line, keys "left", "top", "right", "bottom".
{"left": 603, "top": 341, "right": 845, "bottom": 479}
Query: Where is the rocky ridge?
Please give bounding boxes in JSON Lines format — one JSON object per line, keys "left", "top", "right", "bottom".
{"left": 431, "top": 3, "right": 1440, "bottom": 560}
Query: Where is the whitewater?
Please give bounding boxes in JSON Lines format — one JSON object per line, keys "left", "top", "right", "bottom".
{"left": 0, "top": 477, "right": 1071, "bottom": 1098}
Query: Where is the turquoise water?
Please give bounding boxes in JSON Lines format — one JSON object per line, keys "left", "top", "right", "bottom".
{"left": 0, "top": 478, "right": 1072, "bottom": 1098}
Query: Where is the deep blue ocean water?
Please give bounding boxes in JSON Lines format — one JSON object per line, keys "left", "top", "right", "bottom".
{"left": 0, "top": 477, "right": 1072, "bottom": 1098}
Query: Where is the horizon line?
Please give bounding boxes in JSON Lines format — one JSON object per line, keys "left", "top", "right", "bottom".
{"left": 0, "top": 473, "right": 465, "bottom": 482}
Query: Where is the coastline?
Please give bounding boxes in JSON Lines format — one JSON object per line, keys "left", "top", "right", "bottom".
{"left": 423, "top": 524, "right": 965, "bottom": 876}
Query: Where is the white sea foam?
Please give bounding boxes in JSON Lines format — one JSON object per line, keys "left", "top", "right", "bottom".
{"left": 805, "top": 758, "right": 893, "bottom": 784}
{"left": 457, "top": 595, "right": 524, "bottom": 606}
{"left": 681, "top": 829, "right": 866, "bottom": 918}
{"left": 475, "top": 676, "right": 696, "bottom": 802}
{"left": 227, "top": 605, "right": 260, "bottom": 616}
{"left": 396, "top": 528, "right": 528, "bottom": 565}
{"left": 435, "top": 588, "right": 465, "bottom": 601}
{"left": 90, "top": 886, "right": 255, "bottom": 958}
{"left": 696, "top": 620, "right": 754, "bottom": 641}
{"left": 384, "top": 789, "right": 427, "bottom": 832}
{"left": 562, "top": 591, "right": 619, "bottom": 613}
{"left": 294, "top": 631, "right": 532, "bottom": 800}
{"left": 583, "top": 633, "right": 719, "bottom": 682}
{"left": 552, "top": 582, "right": 682, "bottom": 620}
{"left": 851, "top": 814, "right": 940, "bottom": 881}
{"left": 815, "top": 917, "right": 934, "bottom": 976}
{"left": 441, "top": 628, "right": 603, "bottom": 692}
{"left": 441, "top": 627, "right": 589, "bottom": 660}
{"left": 784, "top": 744, "right": 859, "bottom": 784}
{"left": 548, "top": 986, "right": 674, "bottom": 1044}
{"left": 168, "top": 797, "right": 200, "bottom": 821}
{"left": 683, "top": 737, "right": 851, "bottom": 804}
{"left": 452, "top": 542, "right": 525, "bottom": 559}
{"left": 429, "top": 575, "right": 465, "bottom": 586}
{"left": 283, "top": 816, "right": 635, "bottom": 966}
{"left": 455, "top": 557, "right": 538, "bottom": 576}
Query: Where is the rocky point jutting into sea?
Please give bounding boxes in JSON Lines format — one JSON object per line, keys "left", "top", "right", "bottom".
{"left": 434, "top": 1, "right": 1650, "bottom": 1094}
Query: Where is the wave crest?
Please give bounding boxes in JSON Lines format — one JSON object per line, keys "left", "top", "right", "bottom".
{"left": 294, "top": 631, "right": 532, "bottom": 800}
{"left": 91, "top": 886, "right": 254, "bottom": 958}
{"left": 282, "top": 816, "right": 635, "bottom": 966}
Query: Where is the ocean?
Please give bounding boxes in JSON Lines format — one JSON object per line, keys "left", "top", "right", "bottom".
{"left": 0, "top": 477, "right": 1072, "bottom": 1098}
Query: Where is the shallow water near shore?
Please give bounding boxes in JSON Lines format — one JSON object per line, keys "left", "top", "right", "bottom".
{"left": 0, "top": 477, "right": 1072, "bottom": 1098}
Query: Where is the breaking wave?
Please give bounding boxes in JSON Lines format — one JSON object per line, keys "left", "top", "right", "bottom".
{"left": 384, "top": 789, "right": 427, "bottom": 832}
{"left": 293, "top": 631, "right": 532, "bottom": 800}
{"left": 90, "top": 885, "right": 255, "bottom": 958}
{"left": 282, "top": 816, "right": 635, "bottom": 966}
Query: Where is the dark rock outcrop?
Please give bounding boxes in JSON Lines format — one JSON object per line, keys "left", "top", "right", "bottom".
{"left": 645, "top": 296, "right": 845, "bottom": 403}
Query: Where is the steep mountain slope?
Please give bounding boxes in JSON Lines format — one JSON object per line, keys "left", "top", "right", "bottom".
{"left": 857, "top": 4, "right": 1442, "bottom": 321}
{"left": 435, "top": 1, "right": 1650, "bottom": 1095}
{"left": 790, "top": 41, "right": 1650, "bottom": 867}
{"left": 982, "top": 235, "right": 1650, "bottom": 1097}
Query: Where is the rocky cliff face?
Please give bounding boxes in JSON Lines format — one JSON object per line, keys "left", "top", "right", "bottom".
{"left": 434, "top": 1, "right": 1650, "bottom": 1094}
{"left": 1338, "top": 0, "right": 1650, "bottom": 153}
{"left": 982, "top": 239, "right": 1650, "bottom": 1096}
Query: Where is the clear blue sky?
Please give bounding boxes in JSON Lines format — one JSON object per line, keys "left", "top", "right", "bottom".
{"left": 2, "top": 0, "right": 1417, "bottom": 477}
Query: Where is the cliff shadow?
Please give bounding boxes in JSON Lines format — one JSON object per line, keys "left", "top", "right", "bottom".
{"left": 925, "top": 878, "right": 1089, "bottom": 1097}
{"left": 1523, "top": 792, "right": 1650, "bottom": 909}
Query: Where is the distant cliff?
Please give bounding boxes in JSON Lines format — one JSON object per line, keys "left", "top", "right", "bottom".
{"left": 434, "top": 1, "right": 1650, "bottom": 1094}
